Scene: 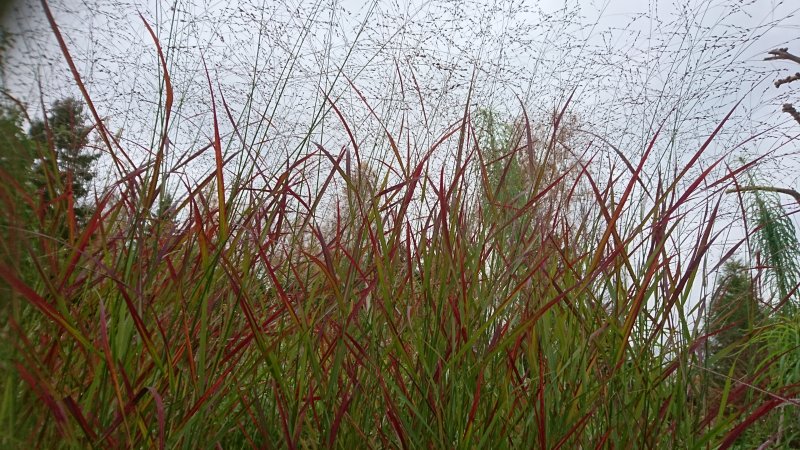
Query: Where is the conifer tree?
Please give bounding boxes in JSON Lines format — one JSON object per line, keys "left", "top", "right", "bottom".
{"left": 29, "top": 97, "right": 99, "bottom": 222}
{"left": 706, "top": 260, "right": 765, "bottom": 386}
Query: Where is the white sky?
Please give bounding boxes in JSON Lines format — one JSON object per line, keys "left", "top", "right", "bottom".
{"left": 2, "top": 0, "right": 799, "bottom": 288}
{"left": 3, "top": 0, "right": 796, "bottom": 200}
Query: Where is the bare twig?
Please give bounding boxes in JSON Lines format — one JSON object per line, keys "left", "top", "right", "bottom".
{"left": 766, "top": 48, "right": 800, "bottom": 65}
{"left": 782, "top": 103, "right": 800, "bottom": 126}
{"left": 775, "top": 72, "right": 800, "bottom": 88}
{"left": 756, "top": 435, "right": 777, "bottom": 450}
{"left": 726, "top": 185, "right": 800, "bottom": 206}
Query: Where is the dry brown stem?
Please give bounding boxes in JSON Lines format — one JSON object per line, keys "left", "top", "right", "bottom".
{"left": 782, "top": 103, "right": 800, "bottom": 126}
{"left": 766, "top": 48, "right": 800, "bottom": 65}
{"left": 726, "top": 185, "right": 800, "bottom": 206}
{"left": 775, "top": 72, "right": 800, "bottom": 88}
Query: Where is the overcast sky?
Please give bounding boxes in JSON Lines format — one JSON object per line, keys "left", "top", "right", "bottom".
{"left": 4, "top": 1, "right": 798, "bottom": 114}
{"left": 2, "top": 0, "right": 799, "bottom": 192}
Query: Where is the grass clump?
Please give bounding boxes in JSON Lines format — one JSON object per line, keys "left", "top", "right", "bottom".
{"left": 1, "top": 2, "right": 799, "bottom": 449}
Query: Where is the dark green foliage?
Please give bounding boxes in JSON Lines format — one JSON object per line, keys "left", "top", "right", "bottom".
{"left": 750, "top": 190, "right": 800, "bottom": 309}
{"left": 29, "top": 97, "right": 99, "bottom": 222}
{"left": 0, "top": 105, "right": 41, "bottom": 434}
{"left": 706, "top": 261, "right": 765, "bottom": 383}
{"left": 156, "top": 191, "right": 175, "bottom": 218}
{"left": 475, "top": 108, "right": 525, "bottom": 209}
{"left": 0, "top": 105, "right": 37, "bottom": 191}
{"left": 0, "top": 105, "right": 39, "bottom": 255}
{"left": 0, "top": 105, "right": 38, "bottom": 321}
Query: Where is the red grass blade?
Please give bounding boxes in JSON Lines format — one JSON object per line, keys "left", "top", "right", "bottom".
{"left": 139, "top": 13, "right": 174, "bottom": 209}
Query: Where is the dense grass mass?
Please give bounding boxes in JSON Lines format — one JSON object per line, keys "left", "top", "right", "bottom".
{"left": 2, "top": 1, "right": 800, "bottom": 448}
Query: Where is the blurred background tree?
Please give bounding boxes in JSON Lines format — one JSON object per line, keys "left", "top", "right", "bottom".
{"left": 706, "top": 260, "right": 765, "bottom": 384}
{"left": 28, "top": 97, "right": 99, "bottom": 224}
{"left": 0, "top": 103, "right": 39, "bottom": 323}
